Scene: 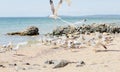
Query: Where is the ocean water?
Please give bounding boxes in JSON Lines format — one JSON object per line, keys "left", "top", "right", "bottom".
{"left": 0, "top": 16, "right": 120, "bottom": 45}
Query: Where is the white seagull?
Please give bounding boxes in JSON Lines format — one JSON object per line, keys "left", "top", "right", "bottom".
{"left": 12, "top": 44, "right": 20, "bottom": 54}
{"left": 12, "top": 42, "right": 28, "bottom": 54}
{"left": 49, "top": 0, "right": 71, "bottom": 19}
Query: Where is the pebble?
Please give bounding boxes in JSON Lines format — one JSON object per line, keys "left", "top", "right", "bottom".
{"left": 0, "top": 65, "right": 5, "bottom": 68}
{"left": 76, "top": 61, "right": 85, "bottom": 67}
{"left": 53, "top": 60, "right": 69, "bottom": 69}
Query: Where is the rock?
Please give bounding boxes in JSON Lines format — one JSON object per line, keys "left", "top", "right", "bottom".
{"left": 14, "top": 64, "right": 17, "bottom": 66}
{"left": 53, "top": 25, "right": 76, "bottom": 36}
{"left": 25, "top": 63, "right": 30, "bottom": 65}
{"left": 53, "top": 26, "right": 64, "bottom": 36}
{"left": 0, "top": 65, "right": 5, "bottom": 68}
{"left": 44, "top": 60, "right": 56, "bottom": 65}
{"left": 52, "top": 24, "right": 120, "bottom": 36}
{"left": 22, "top": 26, "right": 39, "bottom": 35}
{"left": 45, "top": 60, "right": 86, "bottom": 69}
{"left": 76, "top": 61, "right": 85, "bottom": 67}
{"left": 53, "top": 60, "right": 69, "bottom": 69}
{"left": 7, "top": 26, "right": 39, "bottom": 36}
{"left": 7, "top": 32, "right": 21, "bottom": 35}
{"left": 45, "top": 60, "right": 69, "bottom": 69}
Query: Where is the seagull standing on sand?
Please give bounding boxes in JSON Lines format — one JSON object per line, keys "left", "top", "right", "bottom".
{"left": 90, "top": 35, "right": 107, "bottom": 52}
{"left": 7, "top": 42, "right": 13, "bottom": 49}
{"left": 12, "top": 42, "right": 28, "bottom": 54}
{"left": 67, "top": 40, "right": 73, "bottom": 48}
{"left": 49, "top": 0, "right": 71, "bottom": 19}
{"left": 2, "top": 42, "right": 13, "bottom": 51}
{"left": 12, "top": 44, "right": 20, "bottom": 54}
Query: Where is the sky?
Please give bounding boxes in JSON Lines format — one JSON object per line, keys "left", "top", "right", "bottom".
{"left": 0, "top": 0, "right": 120, "bottom": 17}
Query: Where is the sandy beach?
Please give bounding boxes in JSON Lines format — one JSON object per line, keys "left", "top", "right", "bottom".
{"left": 0, "top": 33, "right": 120, "bottom": 72}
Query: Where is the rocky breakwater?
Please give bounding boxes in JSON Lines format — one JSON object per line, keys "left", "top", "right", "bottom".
{"left": 7, "top": 26, "right": 39, "bottom": 36}
{"left": 53, "top": 25, "right": 76, "bottom": 36}
{"left": 52, "top": 23, "right": 120, "bottom": 36}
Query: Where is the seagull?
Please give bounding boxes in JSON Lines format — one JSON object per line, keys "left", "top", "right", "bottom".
{"left": 12, "top": 42, "right": 28, "bottom": 54}
{"left": 90, "top": 37, "right": 107, "bottom": 52}
{"left": 12, "top": 44, "right": 20, "bottom": 54}
{"left": 7, "top": 42, "right": 13, "bottom": 49}
{"left": 67, "top": 40, "right": 73, "bottom": 48}
{"left": 49, "top": 0, "right": 86, "bottom": 25}
{"left": 49, "top": 0, "right": 71, "bottom": 19}
{"left": 2, "top": 42, "right": 13, "bottom": 51}
{"left": 73, "top": 40, "right": 82, "bottom": 48}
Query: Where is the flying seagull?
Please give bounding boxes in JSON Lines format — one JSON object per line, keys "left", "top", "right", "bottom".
{"left": 49, "top": 0, "right": 71, "bottom": 19}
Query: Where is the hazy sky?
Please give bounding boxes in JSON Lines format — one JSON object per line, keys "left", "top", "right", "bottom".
{"left": 0, "top": 0, "right": 119, "bottom": 17}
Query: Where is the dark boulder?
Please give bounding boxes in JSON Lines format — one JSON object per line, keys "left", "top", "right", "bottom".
{"left": 7, "top": 26, "right": 39, "bottom": 36}
{"left": 53, "top": 25, "right": 76, "bottom": 36}
{"left": 53, "top": 60, "right": 69, "bottom": 69}
{"left": 44, "top": 60, "right": 69, "bottom": 69}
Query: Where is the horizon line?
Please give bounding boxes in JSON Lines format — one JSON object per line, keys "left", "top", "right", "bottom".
{"left": 0, "top": 14, "right": 120, "bottom": 18}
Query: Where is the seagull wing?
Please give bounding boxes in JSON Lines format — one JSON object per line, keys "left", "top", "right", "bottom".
{"left": 54, "top": 0, "right": 63, "bottom": 16}
{"left": 49, "top": 0, "right": 71, "bottom": 18}
{"left": 50, "top": 0, "right": 55, "bottom": 15}
{"left": 55, "top": 0, "right": 71, "bottom": 16}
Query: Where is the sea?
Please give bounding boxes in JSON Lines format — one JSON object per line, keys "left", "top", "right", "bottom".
{"left": 0, "top": 15, "right": 120, "bottom": 45}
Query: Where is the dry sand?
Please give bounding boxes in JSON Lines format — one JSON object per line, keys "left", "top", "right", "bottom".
{"left": 0, "top": 34, "right": 120, "bottom": 72}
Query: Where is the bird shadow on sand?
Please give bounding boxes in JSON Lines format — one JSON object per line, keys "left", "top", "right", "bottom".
{"left": 96, "top": 49, "right": 120, "bottom": 52}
